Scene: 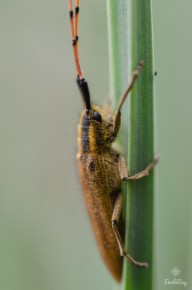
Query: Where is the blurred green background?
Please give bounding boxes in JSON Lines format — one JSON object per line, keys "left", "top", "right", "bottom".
{"left": 0, "top": 0, "right": 191, "bottom": 290}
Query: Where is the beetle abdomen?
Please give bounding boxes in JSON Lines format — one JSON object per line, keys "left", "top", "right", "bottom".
{"left": 77, "top": 152, "right": 123, "bottom": 282}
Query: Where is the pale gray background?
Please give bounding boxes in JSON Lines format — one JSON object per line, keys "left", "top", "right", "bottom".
{"left": 0, "top": 0, "right": 191, "bottom": 290}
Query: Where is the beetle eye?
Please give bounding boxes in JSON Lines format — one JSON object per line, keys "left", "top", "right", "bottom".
{"left": 93, "top": 111, "right": 102, "bottom": 122}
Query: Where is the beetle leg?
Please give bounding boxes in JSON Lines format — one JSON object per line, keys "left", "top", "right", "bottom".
{"left": 118, "top": 155, "right": 130, "bottom": 180}
{"left": 118, "top": 154, "right": 159, "bottom": 181}
{"left": 112, "top": 191, "right": 148, "bottom": 267}
{"left": 113, "top": 61, "right": 144, "bottom": 137}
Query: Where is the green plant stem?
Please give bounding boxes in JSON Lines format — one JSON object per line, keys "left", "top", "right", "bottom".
{"left": 107, "top": 0, "right": 155, "bottom": 289}
{"left": 106, "top": 0, "right": 129, "bottom": 150}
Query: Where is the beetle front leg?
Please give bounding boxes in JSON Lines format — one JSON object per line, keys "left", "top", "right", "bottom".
{"left": 112, "top": 191, "right": 148, "bottom": 267}
{"left": 118, "top": 154, "right": 159, "bottom": 181}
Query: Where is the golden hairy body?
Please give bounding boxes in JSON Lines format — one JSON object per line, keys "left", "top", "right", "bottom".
{"left": 77, "top": 106, "right": 123, "bottom": 281}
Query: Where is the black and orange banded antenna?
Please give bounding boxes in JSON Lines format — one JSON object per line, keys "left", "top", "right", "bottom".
{"left": 74, "top": 0, "right": 80, "bottom": 50}
{"left": 68, "top": 0, "right": 91, "bottom": 111}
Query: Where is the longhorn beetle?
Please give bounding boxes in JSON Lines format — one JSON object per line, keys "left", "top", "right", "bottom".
{"left": 68, "top": 0, "right": 159, "bottom": 282}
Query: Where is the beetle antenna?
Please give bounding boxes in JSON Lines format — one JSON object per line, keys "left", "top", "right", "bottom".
{"left": 75, "top": 0, "right": 80, "bottom": 50}
{"left": 69, "top": 0, "right": 82, "bottom": 78}
{"left": 68, "top": 0, "right": 91, "bottom": 111}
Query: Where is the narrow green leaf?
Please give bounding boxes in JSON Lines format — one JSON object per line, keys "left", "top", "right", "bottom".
{"left": 106, "top": 0, "right": 129, "bottom": 149}
{"left": 107, "top": 0, "right": 155, "bottom": 289}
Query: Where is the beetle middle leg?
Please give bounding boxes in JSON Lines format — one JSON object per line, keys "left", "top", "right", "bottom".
{"left": 118, "top": 154, "right": 159, "bottom": 181}
{"left": 112, "top": 191, "right": 148, "bottom": 267}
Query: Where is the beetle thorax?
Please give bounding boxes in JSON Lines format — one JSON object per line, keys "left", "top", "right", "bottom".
{"left": 77, "top": 106, "right": 114, "bottom": 154}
